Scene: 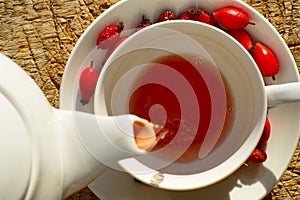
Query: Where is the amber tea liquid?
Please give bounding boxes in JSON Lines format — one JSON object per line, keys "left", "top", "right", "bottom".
{"left": 129, "top": 54, "right": 234, "bottom": 162}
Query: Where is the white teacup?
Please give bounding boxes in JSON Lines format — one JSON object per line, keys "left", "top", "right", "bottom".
{"left": 94, "top": 21, "right": 300, "bottom": 190}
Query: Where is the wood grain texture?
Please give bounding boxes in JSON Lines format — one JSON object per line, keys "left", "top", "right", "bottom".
{"left": 0, "top": 0, "right": 299, "bottom": 199}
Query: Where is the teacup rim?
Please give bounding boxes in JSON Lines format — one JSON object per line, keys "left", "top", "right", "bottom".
{"left": 94, "top": 20, "right": 267, "bottom": 190}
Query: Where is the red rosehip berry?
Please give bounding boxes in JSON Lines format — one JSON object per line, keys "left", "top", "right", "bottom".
{"left": 248, "top": 148, "right": 267, "bottom": 163}
{"left": 157, "top": 10, "right": 177, "bottom": 22}
{"left": 260, "top": 117, "right": 271, "bottom": 145}
{"left": 194, "top": 9, "right": 216, "bottom": 26}
{"left": 79, "top": 61, "right": 99, "bottom": 105}
{"left": 227, "top": 29, "right": 253, "bottom": 51}
{"left": 213, "top": 6, "right": 255, "bottom": 29}
{"left": 251, "top": 42, "right": 280, "bottom": 78}
{"left": 96, "top": 22, "right": 124, "bottom": 49}
{"left": 179, "top": 8, "right": 196, "bottom": 20}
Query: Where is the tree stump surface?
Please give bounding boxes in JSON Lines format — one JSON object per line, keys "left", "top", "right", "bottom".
{"left": 0, "top": 0, "right": 299, "bottom": 199}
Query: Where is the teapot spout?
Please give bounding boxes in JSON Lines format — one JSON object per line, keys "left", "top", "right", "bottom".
{"left": 52, "top": 108, "right": 156, "bottom": 198}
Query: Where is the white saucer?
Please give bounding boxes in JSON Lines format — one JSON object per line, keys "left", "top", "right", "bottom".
{"left": 59, "top": 0, "right": 300, "bottom": 199}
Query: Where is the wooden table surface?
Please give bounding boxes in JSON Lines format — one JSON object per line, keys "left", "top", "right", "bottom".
{"left": 0, "top": 0, "right": 299, "bottom": 199}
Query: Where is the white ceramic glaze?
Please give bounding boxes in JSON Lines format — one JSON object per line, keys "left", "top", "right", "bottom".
{"left": 94, "top": 21, "right": 267, "bottom": 190}
{"left": 94, "top": 20, "right": 300, "bottom": 191}
{"left": 0, "top": 53, "right": 151, "bottom": 199}
{"left": 58, "top": 0, "right": 300, "bottom": 199}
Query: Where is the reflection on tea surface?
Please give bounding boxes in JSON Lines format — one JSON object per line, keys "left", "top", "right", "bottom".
{"left": 128, "top": 54, "right": 235, "bottom": 162}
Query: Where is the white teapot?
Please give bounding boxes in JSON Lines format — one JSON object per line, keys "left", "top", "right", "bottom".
{"left": 0, "top": 53, "right": 158, "bottom": 199}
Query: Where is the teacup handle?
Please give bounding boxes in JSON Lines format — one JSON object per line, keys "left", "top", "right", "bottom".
{"left": 265, "top": 82, "right": 300, "bottom": 107}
